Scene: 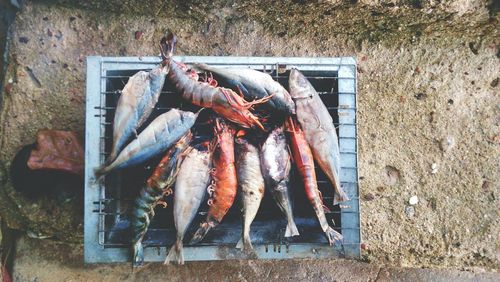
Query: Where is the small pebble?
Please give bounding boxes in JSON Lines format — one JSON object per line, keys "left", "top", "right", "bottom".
{"left": 431, "top": 163, "right": 439, "bottom": 174}
{"left": 414, "top": 92, "right": 427, "bottom": 100}
{"left": 491, "top": 78, "right": 499, "bottom": 87}
{"left": 409, "top": 195, "right": 419, "bottom": 205}
{"left": 405, "top": 206, "right": 415, "bottom": 218}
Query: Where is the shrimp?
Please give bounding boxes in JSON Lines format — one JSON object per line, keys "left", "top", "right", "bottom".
{"left": 130, "top": 132, "right": 192, "bottom": 267}
{"left": 190, "top": 118, "right": 237, "bottom": 244}
{"left": 285, "top": 116, "right": 342, "bottom": 246}
{"left": 167, "top": 60, "right": 272, "bottom": 131}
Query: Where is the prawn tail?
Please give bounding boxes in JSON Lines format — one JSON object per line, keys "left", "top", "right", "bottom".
{"left": 132, "top": 241, "right": 144, "bottom": 268}
{"left": 325, "top": 227, "right": 343, "bottom": 246}
{"left": 189, "top": 221, "right": 214, "bottom": 245}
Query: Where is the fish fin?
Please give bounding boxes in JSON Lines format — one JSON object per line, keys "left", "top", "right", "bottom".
{"left": 93, "top": 165, "right": 110, "bottom": 181}
{"left": 285, "top": 221, "right": 300, "bottom": 237}
{"left": 236, "top": 235, "right": 253, "bottom": 252}
{"left": 333, "top": 189, "right": 350, "bottom": 205}
{"left": 235, "top": 238, "right": 243, "bottom": 249}
{"left": 132, "top": 241, "right": 144, "bottom": 268}
{"left": 325, "top": 227, "right": 343, "bottom": 246}
{"left": 164, "top": 239, "right": 184, "bottom": 265}
{"left": 189, "top": 222, "right": 214, "bottom": 245}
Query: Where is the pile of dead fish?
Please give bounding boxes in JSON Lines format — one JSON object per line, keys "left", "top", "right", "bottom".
{"left": 93, "top": 33, "right": 349, "bottom": 266}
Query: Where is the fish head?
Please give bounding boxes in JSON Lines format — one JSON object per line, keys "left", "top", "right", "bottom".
{"left": 289, "top": 69, "right": 314, "bottom": 99}
{"left": 179, "top": 109, "right": 202, "bottom": 125}
{"left": 271, "top": 88, "right": 296, "bottom": 115}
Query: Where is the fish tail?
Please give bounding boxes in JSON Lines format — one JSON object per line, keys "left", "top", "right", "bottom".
{"left": 189, "top": 221, "right": 214, "bottom": 245}
{"left": 330, "top": 169, "right": 349, "bottom": 205}
{"left": 93, "top": 164, "right": 111, "bottom": 180}
{"left": 285, "top": 220, "right": 300, "bottom": 237}
{"left": 236, "top": 234, "right": 253, "bottom": 252}
{"left": 132, "top": 241, "right": 144, "bottom": 268}
{"left": 164, "top": 239, "right": 184, "bottom": 265}
{"left": 333, "top": 188, "right": 349, "bottom": 205}
{"left": 325, "top": 226, "right": 343, "bottom": 246}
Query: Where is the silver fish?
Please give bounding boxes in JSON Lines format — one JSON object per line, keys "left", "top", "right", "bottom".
{"left": 235, "top": 136, "right": 265, "bottom": 252}
{"left": 95, "top": 109, "right": 200, "bottom": 178}
{"left": 260, "top": 127, "right": 299, "bottom": 237}
{"left": 195, "top": 63, "right": 295, "bottom": 115}
{"left": 288, "top": 69, "right": 349, "bottom": 204}
{"left": 164, "top": 144, "right": 212, "bottom": 265}
{"left": 109, "top": 64, "right": 168, "bottom": 162}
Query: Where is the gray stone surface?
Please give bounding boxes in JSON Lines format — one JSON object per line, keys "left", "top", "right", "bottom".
{"left": 0, "top": 0, "right": 498, "bottom": 277}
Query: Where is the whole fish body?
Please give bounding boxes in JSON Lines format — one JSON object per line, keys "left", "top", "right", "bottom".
{"left": 195, "top": 63, "right": 295, "bottom": 115}
{"left": 165, "top": 144, "right": 212, "bottom": 265}
{"left": 288, "top": 69, "right": 348, "bottom": 204}
{"left": 260, "top": 126, "right": 299, "bottom": 237}
{"left": 109, "top": 64, "right": 168, "bottom": 162}
{"left": 235, "top": 136, "right": 265, "bottom": 252}
{"left": 130, "top": 132, "right": 192, "bottom": 267}
{"left": 190, "top": 119, "right": 237, "bottom": 244}
{"left": 285, "top": 117, "right": 342, "bottom": 246}
{"left": 95, "top": 109, "right": 200, "bottom": 178}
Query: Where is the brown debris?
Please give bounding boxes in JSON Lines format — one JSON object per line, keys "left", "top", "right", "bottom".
{"left": 135, "top": 30, "right": 142, "bottom": 40}
{"left": 27, "top": 130, "right": 84, "bottom": 176}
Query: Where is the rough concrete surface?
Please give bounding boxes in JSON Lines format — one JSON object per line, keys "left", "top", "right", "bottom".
{"left": 0, "top": 0, "right": 498, "bottom": 280}
{"left": 12, "top": 237, "right": 499, "bottom": 281}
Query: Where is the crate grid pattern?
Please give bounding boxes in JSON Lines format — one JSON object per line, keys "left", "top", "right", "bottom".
{"left": 84, "top": 56, "right": 359, "bottom": 263}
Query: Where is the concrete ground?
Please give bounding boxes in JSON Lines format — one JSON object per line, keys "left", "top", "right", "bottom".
{"left": 0, "top": 0, "right": 498, "bottom": 281}
{"left": 12, "top": 237, "right": 500, "bottom": 281}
